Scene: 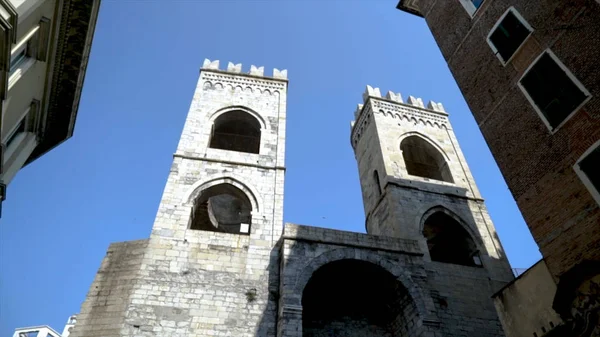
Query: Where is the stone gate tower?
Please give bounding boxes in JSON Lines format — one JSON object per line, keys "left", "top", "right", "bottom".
{"left": 70, "top": 59, "right": 288, "bottom": 337}
{"left": 70, "top": 61, "right": 515, "bottom": 337}
{"left": 349, "top": 85, "right": 515, "bottom": 332}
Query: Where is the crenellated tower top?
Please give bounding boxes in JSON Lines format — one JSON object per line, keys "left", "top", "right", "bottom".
{"left": 201, "top": 59, "right": 288, "bottom": 80}
{"left": 350, "top": 85, "right": 449, "bottom": 150}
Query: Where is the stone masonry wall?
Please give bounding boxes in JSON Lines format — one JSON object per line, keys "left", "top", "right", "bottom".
{"left": 279, "top": 224, "right": 509, "bottom": 337}
{"left": 70, "top": 240, "right": 149, "bottom": 337}
{"left": 71, "top": 61, "right": 288, "bottom": 337}
{"left": 123, "top": 62, "right": 287, "bottom": 336}
{"left": 350, "top": 87, "right": 513, "bottom": 283}
{"left": 349, "top": 86, "right": 514, "bottom": 335}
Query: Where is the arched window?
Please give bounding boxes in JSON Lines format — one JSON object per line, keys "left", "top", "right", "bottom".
{"left": 209, "top": 110, "right": 261, "bottom": 154}
{"left": 190, "top": 183, "right": 252, "bottom": 234}
{"left": 422, "top": 211, "right": 481, "bottom": 267}
{"left": 373, "top": 170, "right": 382, "bottom": 196}
{"left": 400, "top": 135, "right": 453, "bottom": 183}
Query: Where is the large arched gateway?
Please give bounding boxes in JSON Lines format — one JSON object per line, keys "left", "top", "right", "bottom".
{"left": 302, "top": 259, "right": 421, "bottom": 337}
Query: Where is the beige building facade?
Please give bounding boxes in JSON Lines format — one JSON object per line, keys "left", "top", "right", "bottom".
{"left": 492, "top": 260, "right": 563, "bottom": 337}
{"left": 0, "top": 0, "right": 100, "bottom": 215}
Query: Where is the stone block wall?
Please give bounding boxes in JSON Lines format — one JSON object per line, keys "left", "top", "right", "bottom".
{"left": 70, "top": 240, "right": 149, "bottom": 337}
{"left": 71, "top": 61, "right": 288, "bottom": 337}
{"left": 350, "top": 86, "right": 513, "bottom": 283}
{"left": 279, "top": 224, "right": 510, "bottom": 337}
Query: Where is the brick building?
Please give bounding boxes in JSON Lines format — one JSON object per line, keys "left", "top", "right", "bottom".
{"left": 395, "top": 0, "right": 600, "bottom": 335}
{"left": 67, "top": 60, "right": 514, "bottom": 336}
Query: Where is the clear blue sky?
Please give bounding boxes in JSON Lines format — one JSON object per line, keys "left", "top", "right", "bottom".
{"left": 0, "top": 1, "right": 541, "bottom": 334}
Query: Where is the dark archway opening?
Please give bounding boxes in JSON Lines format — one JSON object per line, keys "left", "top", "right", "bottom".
{"left": 400, "top": 136, "right": 453, "bottom": 183}
{"left": 209, "top": 110, "right": 261, "bottom": 154}
{"left": 302, "top": 259, "right": 420, "bottom": 337}
{"left": 422, "top": 211, "right": 481, "bottom": 267}
{"left": 190, "top": 183, "right": 252, "bottom": 234}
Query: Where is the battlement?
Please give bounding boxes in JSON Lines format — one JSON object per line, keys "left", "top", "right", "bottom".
{"left": 350, "top": 85, "right": 450, "bottom": 149}
{"left": 354, "top": 85, "right": 446, "bottom": 119}
{"left": 201, "top": 59, "right": 288, "bottom": 80}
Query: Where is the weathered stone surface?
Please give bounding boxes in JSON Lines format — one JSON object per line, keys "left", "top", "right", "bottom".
{"left": 71, "top": 63, "right": 513, "bottom": 336}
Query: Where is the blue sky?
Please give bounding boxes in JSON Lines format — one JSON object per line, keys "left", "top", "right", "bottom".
{"left": 0, "top": 1, "right": 541, "bottom": 334}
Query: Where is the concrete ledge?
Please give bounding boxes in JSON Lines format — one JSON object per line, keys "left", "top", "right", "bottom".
{"left": 283, "top": 223, "right": 422, "bottom": 255}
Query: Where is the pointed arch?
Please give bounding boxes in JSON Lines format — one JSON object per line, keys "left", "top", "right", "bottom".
{"left": 419, "top": 206, "right": 483, "bottom": 267}
{"left": 399, "top": 132, "right": 454, "bottom": 183}
{"left": 209, "top": 110, "right": 260, "bottom": 153}
{"left": 208, "top": 105, "right": 267, "bottom": 130}
{"left": 189, "top": 182, "right": 252, "bottom": 234}
{"left": 292, "top": 247, "right": 437, "bottom": 328}
{"left": 184, "top": 176, "right": 262, "bottom": 214}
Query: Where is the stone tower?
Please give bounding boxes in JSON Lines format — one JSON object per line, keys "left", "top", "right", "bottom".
{"left": 70, "top": 61, "right": 515, "bottom": 337}
{"left": 70, "top": 59, "right": 288, "bottom": 337}
{"left": 349, "top": 85, "right": 515, "bottom": 331}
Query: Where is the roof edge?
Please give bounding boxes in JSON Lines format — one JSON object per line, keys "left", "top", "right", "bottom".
{"left": 396, "top": 0, "right": 424, "bottom": 18}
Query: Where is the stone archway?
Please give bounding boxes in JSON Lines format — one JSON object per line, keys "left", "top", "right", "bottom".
{"left": 301, "top": 259, "right": 422, "bottom": 336}
{"left": 289, "top": 248, "right": 438, "bottom": 337}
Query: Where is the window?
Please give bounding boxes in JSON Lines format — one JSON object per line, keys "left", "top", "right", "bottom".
{"left": 575, "top": 140, "right": 600, "bottom": 205}
{"left": 459, "top": 0, "right": 485, "bottom": 16}
{"left": 9, "top": 24, "right": 39, "bottom": 77}
{"left": 18, "top": 332, "right": 39, "bottom": 337}
{"left": 190, "top": 183, "right": 252, "bottom": 234}
{"left": 519, "top": 50, "right": 591, "bottom": 131}
{"left": 488, "top": 8, "right": 532, "bottom": 64}
{"left": 400, "top": 135, "right": 454, "bottom": 183}
{"left": 9, "top": 40, "right": 30, "bottom": 74}
{"left": 471, "top": 0, "right": 484, "bottom": 9}
{"left": 209, "top": 110, "right": 261, "bottom": 154}
{"left": 5, "top": 119, "right": 26, "bottom": 150}
{"left": 423, "top": 211, "right": 481, "bottom": 267}
{"left": 373, "top": 170, "right": 382, "bottom": 196}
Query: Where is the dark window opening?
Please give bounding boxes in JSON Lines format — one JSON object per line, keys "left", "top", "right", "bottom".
{"left": 489, "top": 10, "right": 531, "bottom": 62}
{"left": 209, "top": 110, "right": 261, "bottom": 154}
{"left": 471, "top": 0, "right": 484, "bottom": 9}
{"left": 401, "top": 136, "right": 453, "bottom": 183}
{"left": 9, "top": 40, "right": 31, "bottom": 74}
{"left": 579, "top": 145, "right": 600, "bottom": 194}
{"left": 373, "top": 170, "right": 382, "bottom": 197}
{"left": 5, "top": 120, "right": 26, "bottom": 149}
{"left": 302, "top": 259, "right": 420, "bottom": 336}
{"left": 190, "top": 183, "right": 252, "bottom": 235}
{"left": 423, "top": 212, "right": 481, "bottom": 267}
{"left": 520, "top": 52, "right": 589, "bottom": 129}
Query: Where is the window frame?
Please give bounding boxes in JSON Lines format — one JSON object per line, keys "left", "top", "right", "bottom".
{"left": 574, "top": 139, "right": 600, "bottom": 206}
{"left": 2, "top": 105, "right": 31, "bottom": 161}
{"left": 8, "top": 24, "right": 39, "bottom": 88}
{"left": 517, "top": 49, "right": 592, "bottom": 133}
{"left": 6, "top": 17, "right": 50, "bottom": 90}
{"left": 459, "top": 0, "right": 485, "bottom": 17}
{"left": 486, "top": 7, "right": 533, "bottom": 66}
{"left": 1, "top": 100, "right": 40, "bottom": 185}
{"left": 9, "top": 39, "right": 29, "bottom": 73}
